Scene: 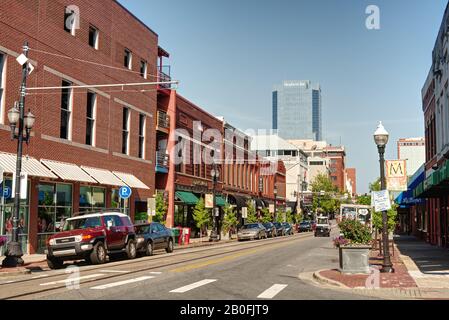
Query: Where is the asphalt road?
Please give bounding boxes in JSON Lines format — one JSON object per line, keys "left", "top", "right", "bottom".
{"left": 0, "top": 227, "right": 377, "bottom": 300}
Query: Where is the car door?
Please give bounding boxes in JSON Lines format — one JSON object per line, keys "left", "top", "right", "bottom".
{"left": 112, "top": 215, "right": 127, "bottom": 248}
{"left": 157, "top": 223, "right": 170, "bottom": 247}
{"left": 150, "top": 223, "right": 162, "bottom": 249}
{"left": 103, "top": 215, "right": 120, "bottom": 249}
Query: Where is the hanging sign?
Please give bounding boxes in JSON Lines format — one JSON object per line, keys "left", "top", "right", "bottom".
{"left": 12, "top": 172, "right": 28, "bottom": 200}
{"left": 372, "top": 190, "right": 392, "bottom": 213}
{"left": 386, "top": 160, "right": 407, "bottom": 191}
{"left": 205, "top": 194, "right": 214, "bottom": 208}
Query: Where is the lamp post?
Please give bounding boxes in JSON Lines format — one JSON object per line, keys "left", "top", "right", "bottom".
{"left": 273, "top": 186, "right": 278, "bottom": 222}
{"left": 209, "top": 163, "right": 220, "bottom": 242}
{"left": 2, "top": 42, "right": 35, "bottom": 268}
{"left": 374, "top": 121, "right": 394, "bottom": 273}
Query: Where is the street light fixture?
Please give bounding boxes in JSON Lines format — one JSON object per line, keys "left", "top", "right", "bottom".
{"left": 373, "top": 121, "right": 394, "bottom": 273}
{"left": 209, "top": 164, "right": 220, "bottom": 242}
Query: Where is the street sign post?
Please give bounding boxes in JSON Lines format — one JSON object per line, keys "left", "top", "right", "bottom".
{"left": 119, "top": 186, "right": 132, "bottom": 199}
{"left": 372, "top": 190, "right": 392, "bottom": 213}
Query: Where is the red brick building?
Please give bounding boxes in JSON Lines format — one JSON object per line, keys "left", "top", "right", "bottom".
{"left": 323, "top": 146, "right": 346, "bottom": 193}
{"left": 345, "top": 168, "right": 357, "bottom": 197}
{"left": 0, "top": 0, "right": 161, "bottom": 254}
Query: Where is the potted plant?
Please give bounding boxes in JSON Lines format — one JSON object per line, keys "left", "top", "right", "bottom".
{"left": 337, "top": 219, "right": 373, "bottom": 274}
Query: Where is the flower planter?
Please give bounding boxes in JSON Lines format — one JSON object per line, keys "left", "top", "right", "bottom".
{"left": 339, "top": 245, "right": 371, "bottom": 274}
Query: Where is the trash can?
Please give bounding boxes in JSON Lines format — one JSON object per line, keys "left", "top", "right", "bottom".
{"left": 171, "top": 228, "right": 181, "bottom": 245}
{"left": 182, "top": 228, "right": 191, "bottom": 245}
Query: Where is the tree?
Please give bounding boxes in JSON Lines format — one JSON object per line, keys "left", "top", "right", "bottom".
{"left": 369, "top": 178, "right": 381, "bottom": 192}
{"left": 357, "top": 194, "right": 371, "bottom": 206}
{"left": 310, "top": 173, "right": 338, "bottom": 193}
{"left": 261, "top": 208, "right": 272, "bottom": 223}
{"left": 154, "top": 192, "right": 167, "bottom": 224}
{"left": 245, "top": 200, "right": 258, "bottom": 223}
{"left": 372, "top": 204, "right": 398, "bottom": 233}
{"left": 310, "top": 174, "right": 340, "bottom": 214}
{"left": 193, "top": 198, "right": 211, "bottom": 236}
{"left": 222, "top": 205, "right": 238, "bottom": 239}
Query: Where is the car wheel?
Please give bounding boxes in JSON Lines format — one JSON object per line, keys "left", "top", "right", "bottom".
{"left": 166, "top": 239, "right": 174, "bottom": 253}
{"left": 47, "top": 256, "right": 64, "bottom": 270}
{"left": 146, "top": 241, "right": 154, "bottom": 256}
{"left": 90, "top": 242, "right": 107, "bottom": 265}
{"left": 126, "top": 240, "right": 137, "bottom": 260}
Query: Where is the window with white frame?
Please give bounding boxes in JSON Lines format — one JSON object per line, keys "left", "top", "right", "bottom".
{"left": 0, "top": 52, "right": 5, "bottom": 124}
{"left": 86, "top": 91, "right": 96, "bottom": 146}
{"left": 140, "top": 60, "right": 147, "bottom": 79}
{"left": 124, "top": 49, "right": 132, "bottom": 70}
{"left": 60, "top": 80, "right": 72, "bottom": 140}
{"left": 89, "top": 26, "right": 99, "bottom": 50}
{"left": 138, "top": 114, "right": 145, "bottom": 159}
{"left": 122, "top": 107, "right": 130, "bottom": 155}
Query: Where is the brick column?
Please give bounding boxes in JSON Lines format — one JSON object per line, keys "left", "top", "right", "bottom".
{"left": 165, "top": 90, "right": 177, "bottom": 228}
{"left": 72, "top": 182, "right": 80, "bottom": 215}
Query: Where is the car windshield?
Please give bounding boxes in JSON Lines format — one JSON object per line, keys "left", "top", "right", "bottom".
{"left": 317, "top": 218, "right": 328, "bottom": 224}
{"left": 135, "top": 225, "right": 150, "bottom": 234}
{"left": 63, "top": 217, "right": 102, "bottom": 231}
{"left": 263, "top": 223, "right": 272, "bottom": 228}
{"left": 273, "top": 223, "right": 282, "bottom": 227}
{"left": 300, "top": 222, "right": 309, "bottom": 225}
{"left": 243, "top": 224, "right": 259, "bottom": 229}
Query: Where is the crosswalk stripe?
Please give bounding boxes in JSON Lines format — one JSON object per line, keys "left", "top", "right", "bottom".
{"left": 170, "top": 279, "right": 217, "bottom": 293}
{"left": 90, "top": 276, "right": 154, "bottom": 290}
{"left": 40, "top": 274, "right": 104, "bottom": 286}
{"left": 257, "top": 284, "right": 288, "bottom": 299}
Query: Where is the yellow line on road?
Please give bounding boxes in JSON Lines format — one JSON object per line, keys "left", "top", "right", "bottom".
{"left": 169, "top": 238, "right": 302, "bottom": 273}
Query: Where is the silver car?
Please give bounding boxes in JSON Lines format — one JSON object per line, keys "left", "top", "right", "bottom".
{"left": 237, "top": 223, "right": 267, "bottom": 241}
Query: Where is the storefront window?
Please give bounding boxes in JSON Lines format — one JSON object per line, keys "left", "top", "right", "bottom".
{"left": 80, "top": 186, "right": 106, "bottom": 212}
{"left": 0, "top": 177, "right": 30, "bottom": 255}
{"left": 37, "top": 183, "right": 73, "bottom": 253}
{"left": 111, "top": 188, "right": 130, "bottom": 215}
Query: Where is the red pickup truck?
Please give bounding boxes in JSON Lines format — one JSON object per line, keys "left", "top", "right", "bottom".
{"left": 46, "top": 211, "right": 137, "bottom": 269}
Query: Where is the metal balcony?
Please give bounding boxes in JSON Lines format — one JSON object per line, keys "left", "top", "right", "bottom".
{"left": 158, "top": 65, "right": 172, "bottom": 89}
{"left": 156, "top": 151, "right": 169, "bottom": 174}
{"left": 156, "top": 110, "right": 170, "bottom": 133}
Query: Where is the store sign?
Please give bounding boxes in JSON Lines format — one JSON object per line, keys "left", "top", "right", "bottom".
{"left": 269, "top": 204, "right": 275, "bottom": 214}
{"left": 147, "top": 197, "right": 156, "bottom": 217}
{"left": 386, "top": 160, "right": 407, "bottom": 191}
{"left": 12, "top": 172, "right": 27, "bottom": 200}
{"left": 205, "top": 194, "right": 214, "bottom": 208}
{"left": 192, "top": 180, "right": 208, "bottom": 187}
{"left": 242, "top": 207, "right": 248, "bottom": 219}
{"left": 372, "top": 190, "right": 392, "bottom": 213}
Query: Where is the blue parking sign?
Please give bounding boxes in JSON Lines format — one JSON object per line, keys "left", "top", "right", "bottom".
{"left": 2, "top": 186, "right": 11, "bottom": 199}
{"left": 119, "top": 186, "right": 132, "bottom": 199}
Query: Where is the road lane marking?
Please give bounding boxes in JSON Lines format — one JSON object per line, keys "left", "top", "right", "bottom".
{"left": 257, "top": 284, "right": 288, "bottom": 299}
{"left": 90, "top": 276, "right": 154, "bottom": 290}
{"left": 99, "top": 270, "right": 130, "bottom": 274}
{"left": 170, "top": 279, "right": 217, "bottom": 293}
{"left": 39, "top": 274, "right": 104, "bottom": 286}
{"left": 32, "top": 274, "right": 49, "bottom": 279}
{"left": 150, "top": 272, "right": 162, "bottom": 275}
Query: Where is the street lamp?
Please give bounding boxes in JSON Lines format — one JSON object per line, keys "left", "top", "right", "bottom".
{"left": 374, "top": 121, "right": 394, "bottom": 273}
{"left": 209, "top": 163, "right": 220, "bottom": 242}
{"left": 2, "top": 42, "right": 34, "bottom": 268}
{"left": 273, "top": 186, "right": 278, "bottom": 222}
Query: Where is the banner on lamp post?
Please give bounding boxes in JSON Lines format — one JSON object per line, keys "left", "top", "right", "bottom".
{"left": 385, "top": 160, "right": 407, "bottom": 191}
{"left": 12, "top": 172, "right": 28, "bottom": 200}
{"left": 372, "top": 190, "right": 392, "bottom": 213}
{"left": 205, "top": 194, "right": 214, "bottom": 208}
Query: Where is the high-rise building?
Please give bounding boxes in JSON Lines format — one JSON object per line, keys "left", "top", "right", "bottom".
{"left": 397, "top": 138, "right": 426, "bottom": 176}
{"left": 272, "top": 80, "right": 322, "bottom": 141}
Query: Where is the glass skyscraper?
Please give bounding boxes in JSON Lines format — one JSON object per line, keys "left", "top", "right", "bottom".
{"left": 272, "top": 80, "right": 322, "bottom": 141}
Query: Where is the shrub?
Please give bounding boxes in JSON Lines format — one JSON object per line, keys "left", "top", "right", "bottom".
{"left": 338, "top": 219, "right": 372, "bottom": 245}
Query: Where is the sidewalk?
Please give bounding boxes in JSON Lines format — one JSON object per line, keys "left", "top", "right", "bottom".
{"left": 314, "top": 235, "right": 449, "bottom": 298}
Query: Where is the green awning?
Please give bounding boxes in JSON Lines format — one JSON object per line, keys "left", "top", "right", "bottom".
{"left": 175, "top": 191, "right": 199, "bottom": 205}
{"left": 215, "top": 196, "right": 227, "bottom": 207}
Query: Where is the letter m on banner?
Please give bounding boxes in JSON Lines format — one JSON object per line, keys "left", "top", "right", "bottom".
{"left": 385, "top": 160, "right": 407, "bottom": 191}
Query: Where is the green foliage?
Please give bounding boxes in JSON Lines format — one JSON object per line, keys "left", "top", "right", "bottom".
{"left": 357, "top": 195, "right": 372, "bottom": 206}
{"left": 154, "top": 192, "right": 167, "bottom": 224}
{"left": 134, "top": 212, "right": 148, "bottom": 221}
{"left": 369, "top": 178, "right": 381, "bottom": 192}
{"left": 310, "top": 173, "right": 338, "bottom": 193}
{"left": 193, "top": 198, "right": 211, "bottom": 235}
{"left": 261, "top": 208, "right": 272, "bottom": 223}
{"left": 338, "top": 219, "right": 373, "bottom": 245}
{"left": 245, "top": 200, "right": 258, "bottom": 223}
{"left": 372, "top": 205, "right": 398, "bottom": 233}
{"left": 285, "top": 210, "right": 294, "bottom": 223}
{"left": 222, "top": 205, "right": 238, "bottom": 237}
{"left": 310, "top": 174, "right": 340, "bottom": 214}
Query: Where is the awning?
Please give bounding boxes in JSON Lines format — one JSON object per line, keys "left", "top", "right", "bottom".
{"left": 112, "top": 171, "right": 149, "bottom": 189}
{"left": 175, "top": 191, "right": 199, "bottom": 205}
{"left": 255, "top": 199, "right": 264, "bottom": 209}
{"left": 81, "top": 166, "right": 123, "bottom": 186}
{"left": 41, "top": 159, "right": 96, "bottom": 183}
{"left": 227, "top": 194, "right": 249, "bottom": 208}
{"left": 286, "top": 201, "right": 297, "bottom": 214}
{"left": 215, "top": 196, "right": 227, "bottom": 207}
{"left": 0, "top": 152, "right": 57, "bottom": 179}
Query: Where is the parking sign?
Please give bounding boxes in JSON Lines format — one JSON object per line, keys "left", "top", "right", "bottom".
{"left": 119, "top": 186, "right": 132, "bottom": 199}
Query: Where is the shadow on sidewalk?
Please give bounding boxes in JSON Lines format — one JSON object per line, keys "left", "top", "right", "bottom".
{"left": 395, "top": 235, "right": 449, "bottom": 275}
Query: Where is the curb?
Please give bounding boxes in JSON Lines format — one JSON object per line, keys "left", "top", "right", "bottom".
{"left": 313, "top": 270, "right": 350, "bottom": 289}
{"left": 0, "top": 268, "right": 32, "bottom": 278}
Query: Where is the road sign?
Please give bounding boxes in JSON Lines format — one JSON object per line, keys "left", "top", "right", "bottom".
{"left": 12, "top": 172, "right": 28, "bottom": 199}
{"left": 1, "top": 186, "right": 12, "bottom": 199}
{"left": 372, "top": 190, "right": 392, "bottom": 213}
{"left": 242, "top": 207, "right": 248, "bottom": 219}
{"left": 386, "top": 160, "right": 407, "bottom": 191}
{"left": 119, "top": 186, "right": 132, "bottom": 199}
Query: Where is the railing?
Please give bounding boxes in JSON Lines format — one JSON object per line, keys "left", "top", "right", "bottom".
{"left": 158, "top": 65, "right": 172, "bottom": 89}
{"left": 157, "top": 110, "right": 170, "bottom": 130}
{"left": 156, "top": 151, "right": 169, "bottom": 168}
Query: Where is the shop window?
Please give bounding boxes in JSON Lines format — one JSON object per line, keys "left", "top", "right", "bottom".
{"left": 111, "top": 189, "right": 130, "bottom": 216}
{"left": 89, "top": 25, "right": 99, "bottom": 49}
{"left": 79, "top": 186, "right": 106, "bottom": 212}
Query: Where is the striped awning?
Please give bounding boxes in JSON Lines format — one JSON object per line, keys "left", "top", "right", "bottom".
{"left": 0, "top": 152, "right": 57, "bottom": 178}
{"left": 41, "top": 159, "right": 97, "bottom": 183}
{"left": 81, "top": 166, "right": 123, "bottom": 186}
{"left": 112, "top": 171, "right": 149, "bottom": 189}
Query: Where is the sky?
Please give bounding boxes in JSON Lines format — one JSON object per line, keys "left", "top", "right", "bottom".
{"left": 120, "top": 0, "right": 447, "bottom": 193}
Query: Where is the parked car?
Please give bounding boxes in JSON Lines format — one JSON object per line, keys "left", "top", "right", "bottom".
{"left": 238, "top": 223, "right": 267, "bottom": 241}
{"left": 262, "top": 222, "right": 277, "bottom": 238}
{"left": 314, "top": 216, "right": 331, "bottom": 237}
{"left": 46, "top": 212, "right": 137, "bottom": 269}
{"left": 272, "top": 222, "right": 285, "bottom": 236}
{"left": 298, "top": 221, "right": 313, "bottom": 232}
{"left": 135, "top": 222, "right": 174, "bottom": 256}
{"left": 282, "top": 222, "right": 294, "bottom": 235}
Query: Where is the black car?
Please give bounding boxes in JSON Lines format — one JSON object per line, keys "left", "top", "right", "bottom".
{"left": 262, "top": 222, "right": 276, "bottom": 238}
{"left": 299, "top": 221, "right": 313, "bottom": 232}
{"left": 282, "top": 222, "right": 294, "bottom": 235}
{"left": 273, "top": 222, "right": 285, "bottom": 236}
{"left": 135, "top": 222, "right": 175, "bottom": 256}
